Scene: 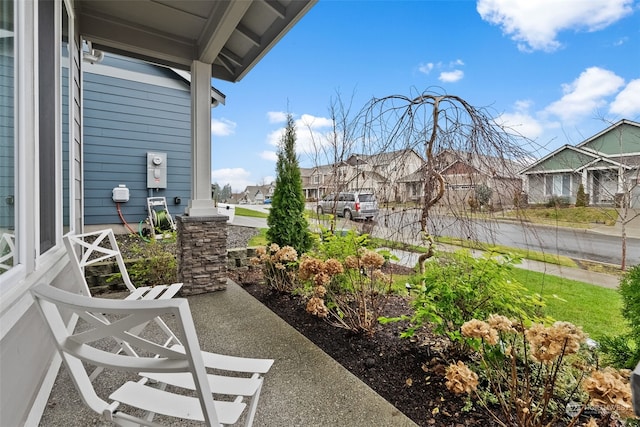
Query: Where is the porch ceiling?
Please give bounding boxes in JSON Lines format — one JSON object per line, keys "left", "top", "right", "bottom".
{"left": 76, "top": 0, "right": 316, "bottom": 82}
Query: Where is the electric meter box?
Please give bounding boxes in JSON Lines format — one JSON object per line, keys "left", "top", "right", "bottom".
{"left": 112, "top": 185, "right": 130, "bottom": 202}
{"left": 147, "top": 152, "right": 167, "bottom": 189}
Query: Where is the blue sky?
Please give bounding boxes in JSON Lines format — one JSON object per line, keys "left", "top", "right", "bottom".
{"left": 211, "top": 0, "right": 640, "bottom": 192}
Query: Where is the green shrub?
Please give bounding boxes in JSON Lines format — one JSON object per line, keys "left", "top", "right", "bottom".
{"left": 598, "top": 335, "right": 638, "bottom": 369}
{"left": 600, "top": 264, "right": 640, "bottom": 368}
{"left": 546, "top": 195, "right": 570, "bottom": 208}
{"left": 474, "top": 184, "right": 493, "bottom": 207}
{"left": 575, "top": 183, "right": 588, "bottom": 207}
{"left": 385, "top": 250, "right": 545, "bottom": 345}
{"left": 117, "top": 236, "right": 177, "bottom": 287}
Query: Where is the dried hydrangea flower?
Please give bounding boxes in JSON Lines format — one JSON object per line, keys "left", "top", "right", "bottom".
{"left": 582, "top": 367, "right": 632, "bottom": 412}
{"left": 255, "top": 246, "right": 266, "bottom": 256}
{"left": 344, "top": 255, "right": 360, "bottom": 270}
{"left": 550, "top": 321, "right": 585, "bottom": 355}
{"left": 306, "top": 296, "right": 328, "bottom": 318}
{"left": 276, "top": 245, "right": 298, "bottom": 262}
{"left": 268, "top": 243, "right": 280, "bottom": 253}
{"left": 314, "top": 272, "right": 330, "bottom": 287}
{"left": 323, "top": 258, "right": 344, "bottom": 275}
{"left": 487, "top": 314, "right": 515, "bottom": 333}
{"left": 372, "top": 269, "right": 391, "bottom": 285}
{"left": 445, "top": 361, "right": 478, "bottom": 394}
{"left": 299, "top": 256, "right": 324, "bottom": 280}
{"left": 313, "top": 285, "right": 327, "bottom": 298}
{"left": 361, "top": 250, "right": 385, "bottom": 268}
{"left": 461, "top": 319, "right": 499, "bottom": 345}
{"left": 526, "top": 321, "right": 586, "bottom": 362}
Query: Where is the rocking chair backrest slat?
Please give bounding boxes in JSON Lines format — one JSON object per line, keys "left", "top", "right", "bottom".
{"left": 63, "top": 229, "right": 136, "bottom": 294}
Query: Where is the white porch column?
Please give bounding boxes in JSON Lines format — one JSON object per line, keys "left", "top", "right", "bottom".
{"left": 617, "top": 166, "right": 625, "bottom": 194}
{"left": 186, "top": 60, "right": 217, "bottom": 216}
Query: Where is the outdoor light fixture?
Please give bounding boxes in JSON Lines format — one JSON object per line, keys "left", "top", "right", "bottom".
{"left": 82, "top": 41, "right": 104, "bottom": 64}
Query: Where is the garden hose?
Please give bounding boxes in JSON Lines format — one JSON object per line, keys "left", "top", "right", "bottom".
{"left": 153, "top": 209, "right": 173, "bottom": 231}
{"left": 138, "top": 220, "right": 151, "bottom": 242}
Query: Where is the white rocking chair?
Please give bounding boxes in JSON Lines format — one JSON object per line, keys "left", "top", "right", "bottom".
{"left": 31, "top": 283, "right": 274, "bottom": 427}
{"left": 64, "top": 229, "right": 183, "bottom": 379}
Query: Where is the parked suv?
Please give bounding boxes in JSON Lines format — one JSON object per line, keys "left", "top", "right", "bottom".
{"left": 317, "top": 192, "right": 378, "bottom": 221}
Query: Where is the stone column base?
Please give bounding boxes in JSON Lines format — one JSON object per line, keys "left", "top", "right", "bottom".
{"left": 176, "top": 214, "right": 228, "bottom": 295}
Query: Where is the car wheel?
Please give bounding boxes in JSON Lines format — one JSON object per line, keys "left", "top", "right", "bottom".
{"left": 317, "top": 206, "right": 324, "bottom": 215}
{"left": 344, "top": 209, "right": 352, "bottom": 220}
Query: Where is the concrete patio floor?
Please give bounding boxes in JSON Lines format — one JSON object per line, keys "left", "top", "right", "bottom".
{"left": 39, "top": 279, "right": 418, "bottom": 427}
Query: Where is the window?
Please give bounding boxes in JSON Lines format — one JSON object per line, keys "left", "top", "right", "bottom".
{"left": 62, "top": 1, "right": 70, "bottom": 233}
{"left": 545, "top": 174, "right": 571, "bottom": 196}
{"left": 0, "top": 0, "right": 15, "bottom": 274}
{"left": 39, "top": 0, "right": 55, "bottom": 253}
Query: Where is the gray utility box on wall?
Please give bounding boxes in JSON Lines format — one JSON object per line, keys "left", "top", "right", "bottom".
{"left": 147, "top": 152, "right": 167, "bottom": 189}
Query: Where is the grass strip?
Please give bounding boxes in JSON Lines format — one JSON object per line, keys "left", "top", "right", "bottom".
{"left": 513, "top": 268, "right": 626, "bottom": 338}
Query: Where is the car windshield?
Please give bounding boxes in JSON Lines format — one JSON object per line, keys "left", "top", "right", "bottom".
{"left": 358, "top": 194, "right": 375, "bottom": 202}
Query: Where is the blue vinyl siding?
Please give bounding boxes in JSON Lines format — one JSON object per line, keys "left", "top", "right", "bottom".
{"left": 83, "top": 62, "right": 192, "bottom": 225}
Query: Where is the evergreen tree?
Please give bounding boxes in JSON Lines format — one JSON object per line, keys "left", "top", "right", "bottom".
{"left": 575, "top": 183, "right": 588, "bottom": 207}
{"left": 221, "top": 183, "right": 232, "bottom": 201}
{"left": 266, "top": 114, "right": 312, "bottom": 254}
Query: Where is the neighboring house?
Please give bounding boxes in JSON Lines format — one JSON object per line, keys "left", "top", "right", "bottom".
{"left": 238, "top": 184, "right": 275, "bottom": 204}
{"left": 301, "top": 164, "right": 338, "bottom": 200}
{"left": 0, "top": 1, "right": 315, "bottom": 425}
{"left": 301, "top": 149, "right": 424, "bottom": 202}
{"left": 82, "top": 53, "right": 225, "bottom": 227}
{"left": 399, "top": 150, "right": 524, "bottom": 208}
{"left": 521, "top": 120, "right": 640, "bottom": 207}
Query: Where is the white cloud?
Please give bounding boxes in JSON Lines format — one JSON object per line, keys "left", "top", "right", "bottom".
{"left": 260, "top": 150, "right": 278, "bottom": 162}
{"left": 477, "top": 0, "right": 634, "bottom": 52}
{"left": 267, "top": 128, "right": 284, "bottom": 147}
{"left": 495, "top": 99, "right": 544, "bottom": 140}
{"left": 299, "top": 114, "right": 333, "bottom": 129}
{"left": 609, "top": 79, "right": 640, "bottom": 117}
{"left": 211, "top": 118, "right": 236, "bottom": 136}
{"left": 439, "top": 70, "right": 464, "bottom": 83}
{"left": 418, "top": 62, "right": 435, "bottom": 74}
{"left": 211, "top": 168, "right": 253, "bottom": 193}
{"left": 267, "top": 111, "right": 287, "bottom": 123}
{"left": 544, "top": 67, "right": 625, "bottom": 122}
{"left": 265, "top": 114, "right": 334, "bottom": 158}
{"left": 496, "top": 111, "right": 544, "bottom": 140}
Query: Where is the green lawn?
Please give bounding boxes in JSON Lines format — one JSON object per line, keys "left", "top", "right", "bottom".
{"left": 234, "top": 207, "right": 269, "bottom": 218}
{"left": 501, "top": 206, "right": 618, "bottom": 227}
{"left": 247, "top": 228, "right": 268, "bottom": 247}
{"left": 512, "top": 268, "right": 627, "bottom": 338}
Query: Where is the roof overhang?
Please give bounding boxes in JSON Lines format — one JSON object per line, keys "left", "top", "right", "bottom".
{"left": 76, "top": 0, "right": 317, "bottom": 83}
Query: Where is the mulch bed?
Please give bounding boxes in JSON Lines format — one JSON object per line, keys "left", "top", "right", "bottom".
{"left": 230, "top": 264, "right": 496, "bottom": 427}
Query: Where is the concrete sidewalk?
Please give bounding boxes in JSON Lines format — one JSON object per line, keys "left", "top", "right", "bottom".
{"left": 39, "top": 280, "right": 418, "bottom": 427}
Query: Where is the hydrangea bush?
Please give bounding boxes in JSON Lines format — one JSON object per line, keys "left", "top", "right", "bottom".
{"left": 250, "top": 243, "right": 299, "bottom": 292}
{"left": 298, "top": 248, "right": 392, "bottom": 334}
{"left": 445, "top": 315, "right": 634, "bottom": 426}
